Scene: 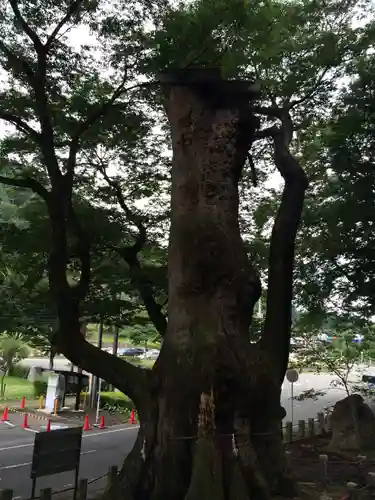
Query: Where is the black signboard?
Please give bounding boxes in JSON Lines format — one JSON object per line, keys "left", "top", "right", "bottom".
{"left": 30, "top": 426, "right": 83, "bottom": 499}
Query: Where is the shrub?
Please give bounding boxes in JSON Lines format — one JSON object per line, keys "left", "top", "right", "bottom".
{"left": 100, "top": 380, "right": 112, "bottom": 392}
{"left": 99, "top": 391, "right": 133, "bottom": 412}
{"left": 33, "top": 379, "right": 48, "bottom": 397}
{"left": 9, "top": 364, "right": 30, "bottom": 379}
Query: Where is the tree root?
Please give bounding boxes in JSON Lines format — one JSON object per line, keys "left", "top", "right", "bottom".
{"left": 184, "top": 436, "right": 225, "bottom": 500}
{"left": 103, "top": 468, "right": 135, "bottom": 500}
{"left": 183, "top": 432, "right": 275, "bottom": 500}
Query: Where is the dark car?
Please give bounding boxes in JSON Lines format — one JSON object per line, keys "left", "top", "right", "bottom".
{"left": 362, "top": 374, "right": 375, "bottom": 385}
{"left": 118, "top": 347, "right": 145, "bottom": 357}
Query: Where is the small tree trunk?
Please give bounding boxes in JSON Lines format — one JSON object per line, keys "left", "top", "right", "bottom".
{"left": 48, "top": 348, "right": 55, "bottom": 371}
{"left": 0, "top": 375, "right": 5, "bottom": 398}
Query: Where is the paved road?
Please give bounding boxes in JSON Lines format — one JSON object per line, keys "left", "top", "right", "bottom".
{"left": 0, "top": 422, "right": 139, "bottom": 499}
{"left": 281, "top": 373, "right": 345, "bottom": 423}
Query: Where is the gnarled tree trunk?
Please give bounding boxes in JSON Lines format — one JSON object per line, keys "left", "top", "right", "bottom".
{"left": 107, "top": 72, "right": 308, "bottom": 500}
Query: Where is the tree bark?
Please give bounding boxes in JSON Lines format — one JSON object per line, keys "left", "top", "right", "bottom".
{"left": 115, "top": 73, "right": 298, "bottom": 500}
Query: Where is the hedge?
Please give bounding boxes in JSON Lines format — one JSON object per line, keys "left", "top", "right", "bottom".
{"left": 33, "top": 379, "right": 48, "bottom": 397}
{"left": 99, "top": 391, "right": 133, "bottom": 411}
{"left": 9, "top": 365, "right": 30, "bottom": 379}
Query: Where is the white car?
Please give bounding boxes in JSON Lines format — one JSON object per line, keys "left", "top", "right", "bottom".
{"left": 137, "top": 349, "right": 160, "bottom": 360}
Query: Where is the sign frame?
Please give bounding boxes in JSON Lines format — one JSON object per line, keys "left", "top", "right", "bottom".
{"left": 286, "top": 369, "right": 299, "bottom": 424}
{"left": 286, "top": 368, "right": 299, "bottom": 384}
{"left": 30, "top": 426, "right": 83, "bottom": 499}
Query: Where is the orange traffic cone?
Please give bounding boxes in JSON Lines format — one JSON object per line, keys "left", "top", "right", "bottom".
{"left": 83, "top": 414, "right": 91, "bottom": 431}
{"left": 128, "top": 409, "right": 136, "bottom": 425}
{"left": 20, "top": 397, "right": 25, "bottom": 409}
{"left": 21, "top": 413, "right": 29, "bottom": 429}
{"left": 1, "top": 407, "right": 8, "bottom": 422}
{"left": 46, "top": 419, "right": 51, "bottom": 432}
{"left": 99, "top": 415, "right": 105, "bottom": 429}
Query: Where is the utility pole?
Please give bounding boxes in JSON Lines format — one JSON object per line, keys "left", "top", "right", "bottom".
{"left": 74, "top": 321, "right": 86, "bottom": 411}
{"left": 89, "top": 318, "right": 103, "bottom": 408}
{"left": 113, "top": 325, "right": 119, "bottom": 357}
{"left": 110, "top": 322, "right": 120, "bottom": 391}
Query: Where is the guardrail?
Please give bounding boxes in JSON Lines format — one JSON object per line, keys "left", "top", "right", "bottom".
{"left": 281, "top": 409, "right": 332, "bottom": 444}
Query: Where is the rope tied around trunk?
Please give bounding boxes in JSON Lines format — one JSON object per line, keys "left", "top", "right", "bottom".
{"left": 169, "top": 429, "right": 280, "bottom": 440}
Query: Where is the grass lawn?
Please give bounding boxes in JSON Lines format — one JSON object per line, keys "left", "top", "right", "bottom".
{"left": 100, "top": 334, "right": 161, "bottom": 349}
{"left": 86, "top": 324, "right": 161, "bottom": 349}
{"left": 0, "top": 376, "right": 35, "bottom": 402}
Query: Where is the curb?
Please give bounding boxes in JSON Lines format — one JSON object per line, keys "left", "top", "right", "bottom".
{"left": 6, "top": 407, "right": 70, "bottom": 422}
{"left": 8, "top": 407, "right": 50, "bottom": 421}
{"left": 2, "top": 406, "right": 129, "bottom": 429}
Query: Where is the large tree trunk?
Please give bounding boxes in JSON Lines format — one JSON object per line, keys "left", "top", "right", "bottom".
{"left": 114, "top": 72, "right": 300, "bottom": 500}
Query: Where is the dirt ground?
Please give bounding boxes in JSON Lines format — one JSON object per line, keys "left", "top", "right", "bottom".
{"left": 56, "top": 406, "right": 131, "bottom": 426}
{"left": 24, "top": 406, "right": 132, "bottom": 426}
{"left": 285, "top": 433, "right": 375, "bottom": 499}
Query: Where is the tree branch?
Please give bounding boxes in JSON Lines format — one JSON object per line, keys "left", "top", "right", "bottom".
{"left": 0, "top": 40, "right": 36, "bottom": 83}
{"left": 0, "top": 110, "right": 41, "bottom": 141}
{"left": 100, "top": 167, "right": 167, "bottom": 336}
{"left": 286, "top": 67, "right": 330, "bottom": 110}
{"left": 0, "top": 32, "right": 60, "bottom": 181}
{"left": 261, "top": 120, "right": 308, "bottom": 382}
{"left": 0, "top": 175, "right": 50, "bottom": 201}
{"left": 66, "top": 71, "right": 129, "bottom": 181}
{"left": 253, "top": 125, "right": 278, "bottom": 141}
{"left": 45, "top": 1, "right": 81, "bottom": 51}
{"left": 252, "top": 105, "right": 282, "bottom": 119}
{"left": 8, "top": 0, "right": 44, "bottom": 52}
{"left": 116, "top": 246, "right": 167, "bottom": 337}
{"left": 99, "top": 166, "right": 146, "bottom": 252}
{"left": 57, "top": 327, "right": 148, "bottom": 409}
{"left": 5, "top": 2, "right": 60, "bottom": 180}
{"left": 67, "top": 203, "right": 91, "bottom": 300}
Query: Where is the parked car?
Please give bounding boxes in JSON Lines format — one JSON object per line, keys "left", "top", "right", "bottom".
{"left": 137, "top": 349, "right": 160, "bottom": 360}
{"left": 118, "top": 347, "right": 145, "bottom": 357}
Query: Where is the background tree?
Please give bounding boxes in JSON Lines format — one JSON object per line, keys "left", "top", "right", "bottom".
{"left": 0, "top": 335, "right": 29, "bottom": 396}
{"left": 294, "top": 53, "right": 375, "bottom": 320}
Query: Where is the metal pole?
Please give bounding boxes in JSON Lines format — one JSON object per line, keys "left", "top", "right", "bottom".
{"left": 73, "top": 464, "right": 79, "bottom": 500}
{"left": 90, "top": 319, "right": 103, "bottom": 408}
{"left": 95, "top": 378, "right": 102, "bottom": 425}
{"left": 31, "top": 478, "right": 36, "bottom": 499}
{"left": 112, "top": 325, "right": 119, "bottom": 357}
{"left": 97, "top": 319, "right": 103, "bottom": 350}
{"left": 291, "top": 382, "right": 294, "bottom": 425}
